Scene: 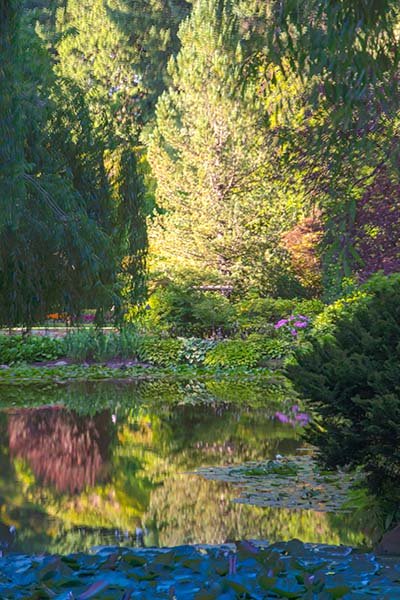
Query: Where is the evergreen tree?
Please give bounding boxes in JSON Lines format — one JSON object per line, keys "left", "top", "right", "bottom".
{"left": 53, "top": 0, "right": 191, "bottom": 136}
{"left": 0, "top": 0, "right": 26, "bottom": 228}
{"left": 48, "top": 0, "right": 192, "bottom": 308}
{"left": 267, "top": 0, "right": 400, "bottom": 121}
{"left": 0, "top": 1, "right": 118, "bottom": 326}
{"left": 147, "top": 0, "right": 305, "bottom": 293}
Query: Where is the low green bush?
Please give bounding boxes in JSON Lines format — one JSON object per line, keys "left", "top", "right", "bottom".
{"left": 140, "top": 336, "right": 185, "bottom": 367}
{"left": 0, "top": 335, "right": 64, "bottom": 364}
{"left": 234, "top": 296, "right": 324, "bottom": 334}
{"left": 287, "top": 272, "right": 400, "bottom": 494}
{"left": 204, "top": 338, "right": 262, "bottom": 369}
{"left": 255, "top": 336, "right": 294, "bottom": 360}
{"left": 203, "top": 330, "right": 303, "bottom": 369}
{"left": 64, "top": 329, "right": 106, "bottom": 361}
{"left": 178, "top": 337, "right": 217, "bottom": 366}
{"left": 133, "top": 283, "right": 236, "bottom": 337}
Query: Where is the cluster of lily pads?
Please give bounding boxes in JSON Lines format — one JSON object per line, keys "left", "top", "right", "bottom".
{"left": 195, "top": 455, "right": 358, "bottom": 512}
{"left": 1, "top": 540, "right": 399, "bottom": 598}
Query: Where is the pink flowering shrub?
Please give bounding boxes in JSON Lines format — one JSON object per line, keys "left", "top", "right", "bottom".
{"left": 274, "top": 314, "right": 310, "bottom": 337}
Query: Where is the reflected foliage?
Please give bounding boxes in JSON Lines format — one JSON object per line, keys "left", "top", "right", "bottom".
{"left": 0, "top": 380, "right": 371, "bottom": 553}
{"left": 8, "top": 407, "right": 112, "bottom": 493}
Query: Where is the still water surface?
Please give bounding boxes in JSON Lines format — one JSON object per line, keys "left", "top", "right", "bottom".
{"left": 0, "top": 379, "right": 369, "bottom": 554}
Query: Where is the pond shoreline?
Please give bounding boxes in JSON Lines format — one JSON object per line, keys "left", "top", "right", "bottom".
{"left": 0, "top": 362, "right": 284, "bottom": 384}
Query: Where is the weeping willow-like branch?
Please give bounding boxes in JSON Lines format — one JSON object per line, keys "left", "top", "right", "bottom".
{"left": 23, "top": 173, "right": 71, "bottom": 221}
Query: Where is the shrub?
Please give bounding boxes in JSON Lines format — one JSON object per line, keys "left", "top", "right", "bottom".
{"left": 0, "top": 335, "right": 64, "bottom": 364}
{"left": 117, "top": 328, "right": 144, "bottom": 359}
{"left": 204, "top": 337, "right": 263, "bottom": 368}
{"left": 140, "top": 336, "right": 185, "bottom": 367}
{"left": 203, "top": 329, "right": 304, "bottom": 368}
{"left": 287, "top": 272, "right": 400, "bottom": 494}
{"left": 178, "top": 337, "right": 217, "bottom": 366}
{"left": 135, "top": 283, "right": 236, "bottom": 337}
{"left": 64, "top": 329, "right": 105, "bottom": 361}
{"left": 234, "top": 296, "right": 324, "bottom": 334}
{"left": 256, "top": 336, "right": 294, "bottom": 360}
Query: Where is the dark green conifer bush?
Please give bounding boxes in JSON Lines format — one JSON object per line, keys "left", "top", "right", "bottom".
{"left": 287, "top": 273, "right": 400, "bottom": 493}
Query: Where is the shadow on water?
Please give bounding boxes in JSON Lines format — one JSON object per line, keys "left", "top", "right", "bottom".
{"left": 0, "top": 379, "right": 373, "bottom": 553}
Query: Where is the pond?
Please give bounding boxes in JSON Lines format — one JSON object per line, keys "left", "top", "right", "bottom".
{"left": 0, "top": 379, "right": 370, "bottom": 555}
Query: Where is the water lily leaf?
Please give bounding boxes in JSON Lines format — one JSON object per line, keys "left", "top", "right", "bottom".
{"left": 225, "top": 578, "right": 256, "bottom": 595}
{"left": 181, "top": 558, "right": 203, "bottom": 573}
{"left": 152, "top": 551, "right": 176, "bottom": 568}
{"left": 58, "top": 578, "right": 85, "bottom": 589}
{"left": 258, "top": 574, "right": 277, "bottom": 589}
{"left": 214, "top": 560, "right": 229, "bottom": 576}
{"left": 325, "top": 584, "right": 351, "bottom": 598}
{"left": 237, "top": 541, "right": 259, "bottom": 556}
{"left": 77, "top": 579, "right": 109, "bottom": 599}
{"left": 194, "top": 590, "right": 220, "bottom": 600}
{"left": 270, "top": 576, "right": 305, "bottom": 599}
{"left": 123, "top": 554, "right": 147, "bottom": 567}
{"left": 284, "top": 539, "right": 306, "bottom": 556}
{"left": 61, "top": 557, "right": 80, "bottom": 571}
{"left": 121, "top": 586, "right": 135, "bottom": 599}
{"left": 100, "top": 552, "right": 119, "bottom": 570}
{"left": 41, "top": 570, "right": 60, "bottom": 582}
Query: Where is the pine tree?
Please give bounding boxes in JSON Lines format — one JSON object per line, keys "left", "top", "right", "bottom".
{"left": 53, "top": 0, "right": 191, "bottom": 137}
{"left": 147, "top": 0, "right": 303, "bottom": 292}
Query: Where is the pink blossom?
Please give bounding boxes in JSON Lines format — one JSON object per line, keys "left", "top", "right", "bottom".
{"left": 275, "top": 411, "right": 289, "bottom": 423}
{"left": 274, "top": 319, "right": 288, "bottom": 329}
{"left": 294, "top": 321, "right": 308, "bottom": 328}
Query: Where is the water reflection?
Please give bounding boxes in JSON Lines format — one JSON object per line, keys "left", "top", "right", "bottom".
{"left": 8, "top": 407, "right": 112, "bottom": 493}
{"left": 0, "top": 380, "right": 371, "bottom": 553}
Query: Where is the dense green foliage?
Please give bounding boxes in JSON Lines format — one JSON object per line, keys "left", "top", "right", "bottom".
{"left": 0, "top": 0, "right": 120, "bottom": 325}
{"left": 0, "top": 335, "right": 63, "bottom": 364}
{"left": 2, "top": 0, "right": 400, "bottom": 516}
{"left": 147, "top": 0, "right": 308, "bottom": 294}
{"left": 288, "top": 273, "right": 400, "bottom": 494}
{"left": 3, "top": 0, "right": 400, "bottom": 321}
{"left": 134, "top": 281, "right": 325, "bottom": 337}
{"left": 0, "top": 301, "right": 316, "bottom": 368}
{"left": 135, "top": 283, "right": 236, "bottom": 336}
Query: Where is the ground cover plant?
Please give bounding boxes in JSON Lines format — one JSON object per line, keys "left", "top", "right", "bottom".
{"left": 0, "top": 362, "right": 287, "bottom": 385}
{"left": 0, "top": 335, "right": 64, "bottom": 364}
{"left": 0, "top": 301, "right": 317, "bottom": 369}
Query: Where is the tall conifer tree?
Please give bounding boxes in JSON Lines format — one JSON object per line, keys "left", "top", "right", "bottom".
{"left": 147, "top": 0, "right": 304, "bottom": 292}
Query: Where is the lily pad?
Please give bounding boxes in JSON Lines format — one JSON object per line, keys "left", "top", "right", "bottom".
{"left": 1, "top": 541, "right": 400, "bottom": 598}
{"left": 195, "top": 454, "right": 358, "bottom": 512}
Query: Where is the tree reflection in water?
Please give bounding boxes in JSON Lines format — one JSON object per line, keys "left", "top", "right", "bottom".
{"left": 0, "top": 381, "right": 373, "bottom": 553}
{"left": 8, "top": 407, "right": 112, "bottom": 494}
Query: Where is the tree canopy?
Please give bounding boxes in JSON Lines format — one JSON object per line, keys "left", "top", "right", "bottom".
{"left": 1, "top": 0, "right": 399, "bottom": 323}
